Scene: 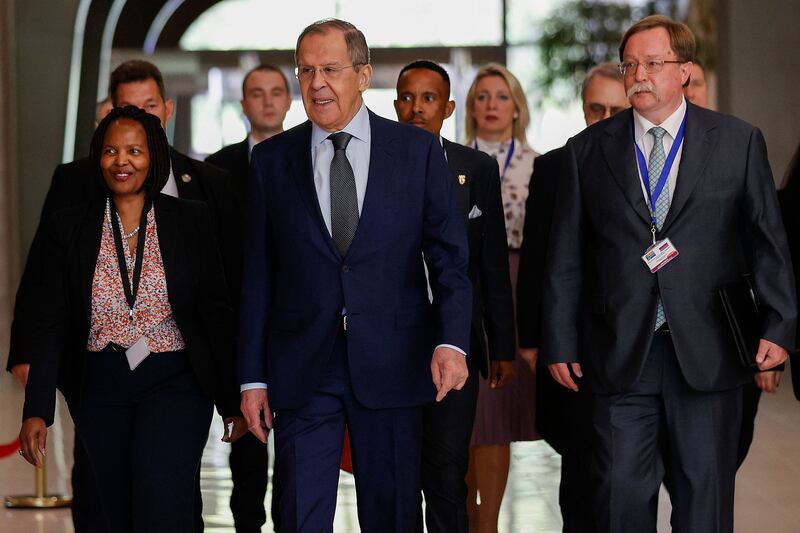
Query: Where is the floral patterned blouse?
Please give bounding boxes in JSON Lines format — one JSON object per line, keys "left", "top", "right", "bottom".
{"left": 86, "top": 201, "right": 185, "bottom": 353}
{"left": 474, "top": 137, "right": 538, "bottom": 249}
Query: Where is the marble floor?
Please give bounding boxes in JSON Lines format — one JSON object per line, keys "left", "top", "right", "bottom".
{"left": 1, "top": 366, "right": 799, "bottom": 532}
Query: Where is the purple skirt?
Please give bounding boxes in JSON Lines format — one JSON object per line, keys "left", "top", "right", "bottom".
{"left": 471, "top": 250, "right": 540, "bottom": 445}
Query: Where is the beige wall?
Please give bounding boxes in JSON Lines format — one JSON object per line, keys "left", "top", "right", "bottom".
{"left": 14, "top": 0, "right": 79, "bottom": 256}
{"left": 1, "top": 0, "right": 18, "bottom": 364}
{"left": 717, "top": 0, "right": 800, "bottom": 184}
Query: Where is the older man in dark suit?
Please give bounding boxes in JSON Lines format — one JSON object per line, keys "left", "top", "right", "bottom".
{"left": 542, "top": 15, "right": 795, "bottom": 532}
{"left": 393, "top": 60, "right": 515, "bottom": 533}
{"left": 517, "top": 61, "right": 629, "bottom": 533}
{"left": 238, "top": 20, "right": 471, "bottom": 532}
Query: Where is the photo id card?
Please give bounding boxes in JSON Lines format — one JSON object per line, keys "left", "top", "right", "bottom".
{"left": 125, "top": 336, "right": 150, "bottom": 370}
{"left": 642, "top": 238, "right": 679, "bottom": 273}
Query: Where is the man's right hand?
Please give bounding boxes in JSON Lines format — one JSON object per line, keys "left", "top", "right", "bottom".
{"left": 11, "top": 364, "right": 30, "bottom": 387}
{"left": 519, "top": 348, "right": 538, "bottom": 373}
{"left": 548, "top": 362, "right": 583, "bottom": 392}
{"left": 240, "top": 389, "right": 272, "bottom": 444}
{"left": 754, "top": 370, "right": 783, "bottom": 393}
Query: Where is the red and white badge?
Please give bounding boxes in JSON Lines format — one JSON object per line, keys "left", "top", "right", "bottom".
{"left": 642, "top": 238, "right": 679, "bottom": 273}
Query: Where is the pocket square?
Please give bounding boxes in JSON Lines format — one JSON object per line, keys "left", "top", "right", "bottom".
{"left": 468, "top": 205, "right": 482, "bottom": 219}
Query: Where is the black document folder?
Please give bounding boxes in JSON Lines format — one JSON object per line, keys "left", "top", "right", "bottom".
{"left": 717, "top": 275, "right": 760, "bottom": 368}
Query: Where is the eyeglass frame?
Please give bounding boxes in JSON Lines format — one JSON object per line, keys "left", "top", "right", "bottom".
{"left": 618, "top": 59, "right": 687, "bottom": 76}
{"left": 294, "top": 63, "right": 366, "bottom": 81}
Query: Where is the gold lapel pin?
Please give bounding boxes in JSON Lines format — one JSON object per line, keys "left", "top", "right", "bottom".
{"left": 458, "top": 174, "right": 466, "bottom": 185}
{"left": 180, "top": 173, "right": 192, "bottom": 183}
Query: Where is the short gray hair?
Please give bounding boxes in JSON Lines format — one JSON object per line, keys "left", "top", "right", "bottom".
{"left": 581, "top": 62, "right": 624, "bottom": 102}
{"left": 295, "top": 19, "right": 370, "bottom": 68}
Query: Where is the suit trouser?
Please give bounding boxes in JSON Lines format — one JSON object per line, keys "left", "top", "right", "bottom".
{"left": 72, "top": 348, "right": 213, "bottom": 533}
{"left": 229, "top": 432, "right": 271, "bottom": 532}
{"left": 273, "top": 331, "right": 423, "bottom": 533}
{"left": 533, "top": 363, "right": 597, "bottom": 532}
{"left": 415, "top": 358, "right": 479, "bottom": 533}
{"left": 71, "top": 432, "right": 107, "bottom": 533}
{"left": 592, "top": 331, "right": 742, "bottom": 533}
{"left": 559, "top": 396, "right": 597, "bottom": 533}
{"left": 736, "top": 380, "right": 761, "bottom": 468}
{"left": 192, "top": 413, "right": 273, "bottom": 533}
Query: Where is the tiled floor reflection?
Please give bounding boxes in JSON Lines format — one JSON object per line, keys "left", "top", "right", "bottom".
{"left": 3, "top": 364, "right": 800, "bottom": 532}
{"left": 199, "top": 427, "right": 564, "bottom": 532}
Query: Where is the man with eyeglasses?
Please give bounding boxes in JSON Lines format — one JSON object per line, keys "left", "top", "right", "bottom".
{"left": 517, "top": 61, "right": 628, "bottom": 533}
{"left": 542, "top": 15, "right": 794, "bottom": 531}
{"left": 237, "top": 19, "right": 471, "bottom": 532}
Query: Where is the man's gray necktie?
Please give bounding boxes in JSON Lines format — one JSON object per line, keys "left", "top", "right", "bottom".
{"left": 648, "top": 126, "right": 670, "bottom": 330}
{"left": 328, "top": 132, "right": 359, "bottom": 256}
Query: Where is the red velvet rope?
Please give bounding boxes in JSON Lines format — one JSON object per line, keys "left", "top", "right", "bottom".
{"left": 0, "top": 438, "right": 20, "bottom": 459}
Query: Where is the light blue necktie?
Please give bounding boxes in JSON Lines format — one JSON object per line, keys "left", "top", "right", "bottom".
{"left": 648, "top": 126, "right": 670, "bottom": 330}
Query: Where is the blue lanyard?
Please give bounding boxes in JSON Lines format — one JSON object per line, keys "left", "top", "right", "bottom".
{"left": 475, "top": 137, "right": 515, "bottom": 179}
{"left": 634, "top": 112, "right": 687, "bottom": 228}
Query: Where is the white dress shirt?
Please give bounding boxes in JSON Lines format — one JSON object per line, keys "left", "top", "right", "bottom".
{"left": 633, "top": 97, "right": 687, "bottom": 206}
{"left": 311, "top": 103, "right": 371, "bottom": 234}
{"left": 161, "top": 166, "right": 179, "bottom": 198}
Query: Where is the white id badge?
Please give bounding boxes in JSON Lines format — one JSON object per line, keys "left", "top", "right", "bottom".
{"left": 125, "top": 336, "right": 150, "bottom": 370}
{"left": 642, "top": 238, "right": 679, "bottom": 273}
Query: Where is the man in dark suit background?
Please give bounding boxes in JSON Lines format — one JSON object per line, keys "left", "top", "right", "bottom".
{"left": 393, "top": 60, "right": 515, "bottom": 533}
{"left": 206, "top": 62, "right": 292, "bottom": 533}
{"left": 542, "top": 15, "right": 795, "bottom": 531}
{"left": 681, "top": 57, "right": 782, "bottom": 468}
{"left": 7, "top": 59, "right": 242, "bottom": 532}
{"left": 517, "top": 61, "right": 629, "bottom": 533}
{"left": 207, "top": 64, "right": 292, "bottom": 207}
{"left": 238, "top": 19, "right": 471, "bottom": 532}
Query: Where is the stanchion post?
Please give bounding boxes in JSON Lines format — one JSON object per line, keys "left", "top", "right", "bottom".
{"left": 4, "top": 451, "right": 71, "bottom": 508}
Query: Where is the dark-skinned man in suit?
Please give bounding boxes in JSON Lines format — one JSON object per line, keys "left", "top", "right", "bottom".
{"left": 394, "top": 60, "right": 515, "bottom": 533}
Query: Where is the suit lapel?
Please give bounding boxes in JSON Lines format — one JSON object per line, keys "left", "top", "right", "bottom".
{"left": 350, "top": 112, "right": 394, "bottom": 256}
{"left": 601, "top": 110, "right": 652, "bottom": 226}
{"left": 288, "top": 122, "right": 340, "bottom": 259}
{"left": 236, "top": 139, "right": 250, "bottom": 178}
{"left": 170, "top": 148, "right": 203, "bottom": 201}
{"left": 78, "top": 201, "right": 107, "bottom": 325}
{"left": 153, "top": 196, "right": 182, "bottom": 304}
{"left": 443, "top": 139, "right": 471, "bottom": 218}
{"left": 660, "top": 104, "right": 717, "bottom": 233}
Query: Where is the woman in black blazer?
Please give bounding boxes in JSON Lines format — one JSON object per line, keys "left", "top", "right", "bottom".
{"left": 18, "top": 106, "right": 242, "bottom": 532}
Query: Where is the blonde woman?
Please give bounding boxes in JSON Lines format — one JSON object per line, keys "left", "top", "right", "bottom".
{"left": 464, "top": 63, "right": 539, "bottom": 533}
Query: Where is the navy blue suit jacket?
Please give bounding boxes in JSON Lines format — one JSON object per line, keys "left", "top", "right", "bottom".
{"left": 238, "top": 111, "right": 472, "bottom": 410}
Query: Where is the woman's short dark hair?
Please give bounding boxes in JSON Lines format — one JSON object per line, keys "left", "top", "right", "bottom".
{"left": 90, "top": 105, "right": 170, "bottom": 200}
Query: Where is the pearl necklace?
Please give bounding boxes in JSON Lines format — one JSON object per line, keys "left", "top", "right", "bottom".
{"left": 106, "top": 197, "right": 141, "bottom": 239}
{"left": 121, "top": 225, "right": 139, "bottom": 239}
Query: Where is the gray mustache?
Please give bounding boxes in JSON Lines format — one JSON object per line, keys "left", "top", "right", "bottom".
{"left": 627, "top": 82, "right": 661, "bottom": 101}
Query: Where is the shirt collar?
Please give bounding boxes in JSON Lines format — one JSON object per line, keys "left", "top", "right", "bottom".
{"left": 311, "top": 101, "right": 370, "bottom": 148}
{"left": 633, "top": 97, "right": 687, "bottom": 143}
